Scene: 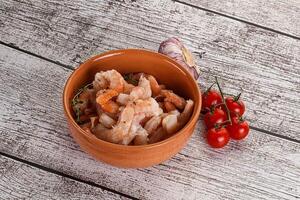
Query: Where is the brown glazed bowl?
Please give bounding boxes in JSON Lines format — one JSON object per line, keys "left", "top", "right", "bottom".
{"left": 63, "top": 49, "right": 201, "bottom": 168}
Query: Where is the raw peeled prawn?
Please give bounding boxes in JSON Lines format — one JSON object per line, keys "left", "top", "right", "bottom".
{"left": 92, "top": 123, "right": 109, "bottom": 140}
{"left": 128, "top": 114, "right": 149, "bottom": 145}
{"left": 129, "top": 76, "right": 151, "bottom": 100}
{"left": 140, "top": 116, "right": 152, "bottom": 127}
{"left": 129, "top": 87, "right": 145, "bottom": 101}
{"left": 92, "top": 105, "right": 135, "bottom": 145}
{"left": 138, "top": 76, "right": 152, "bottom": 98}
{"left": 162, "top": 114, "right": 179, "bottom": 135}
{"left": 96, "top": 89, "right": 118, "bottom": 106}
{"left": 164, "top": 101, "right": 176, "bottom": 112}
{"left": 154, "top": 94, "right": 165, "bottom": 102}
{"left": 123, "top": 82, "right": 135, "bottom": 94}
{"left": 93, "top": 69, "right": 124, "bottom": 92}
{"left": 161, "top": 89, "right": 186, "bottom": 110}
{"left": 96, "top": 89, "right": 119, "bottom": 114}
{"left": 178, "top": 99, "right": 194, "bottom": 127}
{"left": 101, "top": 100, "right": 119, "bottom": 114}
{"left": 128, "top": 113, "right": 147, "bottom": 136}
{"left": 125, "top": 97, "right": 163, "bottom": 145}
{"left": 144, "top": 116, "right": 162, "bottom": 135}
{"left": 116, "top": 93, "right": 130, "bottom": 105}
{"left": 133, "top": 127, "right": 149, "bottom": 145}
{"left": 90, "top": 116, "right": 99, "bottom": 129}
{"left": 99, "top": 113, "right": 116, "bottom": 128}
{"left": 132, "top": 98, "right": 163, "bottom": 117}
{"left": 147, "top": 75, "right": 161, "bottom": 96}
{"left": 101, "top": 98, "right": 162, "bottom": 145}
{"left": 169, "top": 109, "right": 180, "bottom": 116}
{"left": 162, "top": 100, "right": 194, "bottom": 135}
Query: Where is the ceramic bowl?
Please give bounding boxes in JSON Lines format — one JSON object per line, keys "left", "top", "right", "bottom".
{"left": 63, "top": 49, "right": 201, "bottom": 168}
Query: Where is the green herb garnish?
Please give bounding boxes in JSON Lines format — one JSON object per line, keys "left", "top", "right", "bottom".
{"left": 124, "top": 73, "right": 138, "bottom": 85}
{"left": 74, "top": 107, "right": 82, "bottom": 123}
{"left": 71, "top": 82, "right": 93, "bottom": 124}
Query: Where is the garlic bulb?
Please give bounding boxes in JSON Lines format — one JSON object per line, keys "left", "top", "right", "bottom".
{"left": 158, "top": 37, "right": 200, "bottom": 80}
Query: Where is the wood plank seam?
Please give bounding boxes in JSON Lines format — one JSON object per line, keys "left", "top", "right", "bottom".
{"left": 0, "top": 152, "right": 139, "bottom": 200}
{"left": 1, "top": 41, "right": 299, "bottom": 145}
{"left": 250, "top": 126, "right": 300, "bottom": 144}
{"left": 0, "top": 155, "right": 129, "bottom": 199}
{"left": 0, "top": 41, "right": 73, "bottom": 70}
{"left": 173, "top": 0, "right": 300, "bottom": 40}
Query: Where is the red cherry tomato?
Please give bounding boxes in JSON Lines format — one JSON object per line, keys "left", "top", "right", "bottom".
{"left": 207, "top": 127, "right": 230, "bottom": 148}
{"left": 225, "top": 97, "right": 245, "bottom": 116}
{"left": 226, "top": 117, "right": 249, "bottom": 140}
{"left": 202, "top": 90, "right": 222, "bottom": 112}
{"left": 204, "top": 108, "right": 227, "bottom": 129}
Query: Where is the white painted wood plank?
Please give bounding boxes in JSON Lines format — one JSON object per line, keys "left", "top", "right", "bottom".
{"left": 0, "top": 0, "right": 299, "bottom": 139}
{"left": 177, "top": 0, "right": 300, "bottom": 38}
{"left": 0, "top": 44, "right": 299, "bottom": 199}
{"left": 0, "top": 156, "right": 128, "bottom": 200}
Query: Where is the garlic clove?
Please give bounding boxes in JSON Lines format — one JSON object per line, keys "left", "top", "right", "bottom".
{"left": 158, "top": 37, "right": 200, "bottom": 80}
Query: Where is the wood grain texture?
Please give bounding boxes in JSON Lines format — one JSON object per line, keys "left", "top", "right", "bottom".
{"left": 0, "top": 0, "right": 299, "bottom": 139}
{"left": 0, "top": 156, "right": 127, "bottom": 200}
{"left": 1, "top": 45, "right": 299, "bottom": 200}
{"left": 176, "top": 0, "right": 300, "bottom": 38}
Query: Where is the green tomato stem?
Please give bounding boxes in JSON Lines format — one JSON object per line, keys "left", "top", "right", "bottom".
{"left": 205, "top": 82, "right": 216, "bottom": 94}
{"left": 215, "top": 77, "right": 232, "bottom": 125}
{"left": 234, "top": 92, "right": 242, "bottom": 102}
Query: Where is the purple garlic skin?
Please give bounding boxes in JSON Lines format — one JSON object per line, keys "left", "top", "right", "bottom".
{"left": 158, "top": 37, "right": 200, "bottom": 80}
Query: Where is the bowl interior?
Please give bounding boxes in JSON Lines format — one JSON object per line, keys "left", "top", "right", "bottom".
{"left": 64, "top": 49, "right": 201, "bottom": 146}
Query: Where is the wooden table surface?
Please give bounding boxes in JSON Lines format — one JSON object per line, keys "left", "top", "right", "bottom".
{"left": 0, "top": 0, "right": 299, "bottom": 199}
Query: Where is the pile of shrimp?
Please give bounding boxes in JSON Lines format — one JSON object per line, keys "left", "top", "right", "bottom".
{"left": 72, "top": 69, "right": 194, "bottom": 145}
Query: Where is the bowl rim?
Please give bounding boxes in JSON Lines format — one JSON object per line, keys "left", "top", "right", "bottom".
{"left": 63, "top": 48, "right": 202, "bottom": 150}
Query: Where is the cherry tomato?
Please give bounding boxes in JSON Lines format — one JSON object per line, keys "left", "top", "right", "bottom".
{"left": 207, "top": 127, "right": 230, "bottom": 148}
{"left": 225, "top": 97, "right": 245, "bottom": 116}
{"left": 202, "top": 90, "right": 222, "bottom": 112}
{"left": 204, "top": 108, "right": 227, "bottom": 129}
{"left": 226, "top": 117, "right": 249, "bottom": 140}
